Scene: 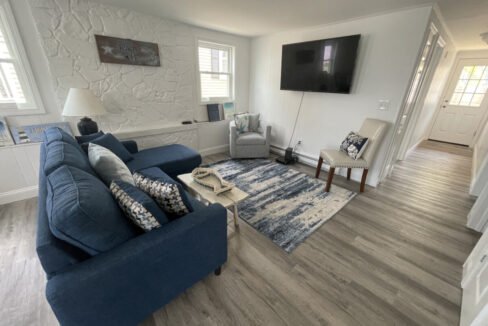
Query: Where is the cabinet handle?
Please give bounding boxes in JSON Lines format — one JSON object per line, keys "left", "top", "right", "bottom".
{"left": 481, "top": 254, "right": 487, "bottom": 263}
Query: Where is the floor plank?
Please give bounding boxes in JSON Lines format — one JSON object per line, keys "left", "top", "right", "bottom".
{"left": 0, "top": 140, "right": 480, "bottom": 326}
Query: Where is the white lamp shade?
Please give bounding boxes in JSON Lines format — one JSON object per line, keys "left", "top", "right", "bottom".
{"left": 62, "top": 88, "right": 107, "bottom": 117}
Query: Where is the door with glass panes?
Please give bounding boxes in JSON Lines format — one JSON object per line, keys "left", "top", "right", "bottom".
{"left": 430, "top": 59, "right": 488, "bottom": 145}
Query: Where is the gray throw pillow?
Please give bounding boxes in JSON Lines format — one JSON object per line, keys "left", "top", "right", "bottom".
{"left": 248, "top": 113, "right": 260, "bottom": 132}
{"left": 88, "top": 143, "right": 134, "bottom": 186}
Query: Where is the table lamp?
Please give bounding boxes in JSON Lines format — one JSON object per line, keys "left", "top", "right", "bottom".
{"left": 62, "top": 88, "right": 107, "bottom": 135}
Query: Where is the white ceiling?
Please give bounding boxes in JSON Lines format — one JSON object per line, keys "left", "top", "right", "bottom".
{"left": 96, "top": 0, "right": 488, "bottom": 50}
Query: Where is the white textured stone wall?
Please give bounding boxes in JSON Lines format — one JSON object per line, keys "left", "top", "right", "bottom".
{"left": 29, "top": 0, "right": 198, "bottom": 133}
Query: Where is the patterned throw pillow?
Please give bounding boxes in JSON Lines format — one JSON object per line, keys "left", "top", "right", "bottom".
{"left": 133, "top": 173, "right": 192, "bottom": 216}
{"left": 340, "top": 132, "right": 369, "bottom": 160}
{"left": 234, "top": 114, "right": 250, "bottom": 134}
{"left": 110, "top": 181, "right": 169, "bottom": 231}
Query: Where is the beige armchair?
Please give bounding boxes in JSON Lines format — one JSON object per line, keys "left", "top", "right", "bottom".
{"left": 316, "top": 118, "right": 388, "bottom": 192}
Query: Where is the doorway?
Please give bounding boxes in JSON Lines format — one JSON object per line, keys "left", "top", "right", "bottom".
{"left": 429, "top": 59, "right": 488, "bottom": 146}
{"left": 380, "top": 24, "right": 445, "bottom": 181}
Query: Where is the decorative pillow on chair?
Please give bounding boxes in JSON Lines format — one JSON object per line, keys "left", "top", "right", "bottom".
{"left": 234, "top": 114, "right": 250, "bottom": 134}
{"left": 90, "top": 133, "right": 133, "bottom": 162}
{"left": 248, "top": 113, "right": 261, "bottom": 132}
{"left": 133, "top": 173, "right": 193, "bottom": 216}
{"left": 110, "top": 180, "right": 169, "bottom": 231}
{"left": 340, "top": 131, "right": 369, "bottom": 160}
{"left": 88, "top": 143, "right": 135, "bottom": 186}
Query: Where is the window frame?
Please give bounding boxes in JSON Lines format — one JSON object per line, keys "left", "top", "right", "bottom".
{"left": 196, "top": 40, "right": 235, "bottom": 104}
{"left": 0, "top": 0, "right": 44, "bottom": 116}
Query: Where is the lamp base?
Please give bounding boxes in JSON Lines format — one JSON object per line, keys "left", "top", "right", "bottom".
{"left": 77, "top": 117, "right": 99, "bottom": 136}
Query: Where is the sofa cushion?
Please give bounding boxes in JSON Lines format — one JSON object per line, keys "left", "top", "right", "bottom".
{"left": 90, "top": 133, "right": 133, "bottom": 162}
{"left": 236, "top": 132, "right": 266, "bottom": 145}
{"left": 88, "top": 143, "right": 134, "bottom": 186}
{"left": 134, "top": 171, "right": 193, "bottom": 217}
{"left": 110, "top": 180, "right": 169, "bottom": 231}
{"left": 46, "top": 165, "right": 138, "bottom": 255}
{"left": 43, "top": 127, "right": 79, "bottom": 148}
{"left": 44, "top": 141, "right": 95, "bottom": 176}
{"left": 75, "top": 131, "right": 104, "bottom": 144}
{"left": 126, "top": 144, "right": 202, "bottom": 178}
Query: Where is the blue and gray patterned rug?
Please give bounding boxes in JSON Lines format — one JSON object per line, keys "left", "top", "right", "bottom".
{"left": 209, "top": 159, "right": 356, "bottom": 253}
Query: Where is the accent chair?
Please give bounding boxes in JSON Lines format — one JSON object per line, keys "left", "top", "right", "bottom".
{"left": 315, "top": 118, "right": 388, "bottom": 192}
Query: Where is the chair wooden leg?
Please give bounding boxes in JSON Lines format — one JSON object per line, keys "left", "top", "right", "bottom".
{"left": 325, "top": 167, "right": 335, "bottom": 192}
{"left": 360, "top": 169, "right": 369, "bottom": 192}
{"left": 315, "top": 157, "right": 323, "bottom": 178}
{"left": 347, "top": 168, "right": 352, "bottom": 180}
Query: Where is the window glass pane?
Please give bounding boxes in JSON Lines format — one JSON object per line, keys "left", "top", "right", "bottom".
{"left": 465, "top": 80, "right": 480, "bottom": 93}
{"left": 471, "top": 94, "right": 485, "bottom": 107}
{"left": 0, "top": 24, "right": 10, "bottom": 59}
{"left": 476, "top": 80, "right": 488, "bottom": 94}
{"left": 483, "top": 68, "right": 488, "bottom": 80}
{"left": 0, "top": 62, "right": 25, "bottom": 103}
{"left": 200, "top": 73, "right": 229, "bottom": 98}
{"left": 198, "top": 46, "right": 229, "bottom": 73}
{"left": 460, "top": 66, "right": 474, "bottom": 79}
{"left": 450, "top": 93, "right": 462, "bottom": 105}
{"left": 471, "top": 66, "right": 486, "bottom": 79}
{"left": 455, "top": 79, "right": 468, "bottom": 92}
{"left": 460, "top": 93, "right": 474, "bottom": 106}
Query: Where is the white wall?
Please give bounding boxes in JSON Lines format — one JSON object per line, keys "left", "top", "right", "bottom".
{"left": 249, "top": 6, "right": 432, "bottom": 186}
{"left": 26, "top": 0, "right": 250, "bottom": 134}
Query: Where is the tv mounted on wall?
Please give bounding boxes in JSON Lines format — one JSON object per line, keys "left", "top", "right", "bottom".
{"left": 280, "top": 34, "right": 361, "bottom": 94}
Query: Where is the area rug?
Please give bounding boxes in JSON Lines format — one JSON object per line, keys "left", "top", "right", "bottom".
{"left": 209, "top": 159, "right": 356, "bottom": 253}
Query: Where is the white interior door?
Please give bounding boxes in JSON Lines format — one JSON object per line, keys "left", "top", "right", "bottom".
{"left": 430, "top": 59, "right": 488, "bottom": 146}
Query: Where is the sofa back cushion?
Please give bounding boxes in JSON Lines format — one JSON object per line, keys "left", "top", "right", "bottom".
{"left": 46, "top": 165, "right": 138, "bottom": 255}
{"left": 44, "top": 141, "right": 95, "bottom": 176}
{"left": 43, "top": 127, "right": 79, "bottom": 148}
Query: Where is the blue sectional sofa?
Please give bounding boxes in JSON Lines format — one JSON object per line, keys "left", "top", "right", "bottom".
{"left": 36, "top": 128, "right": 228, "bottom": 326}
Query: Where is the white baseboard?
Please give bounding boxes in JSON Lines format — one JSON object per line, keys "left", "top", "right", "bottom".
{"left": 270, "top": 144, "right": 376, "bottom": 187}
{"left": 200, "top": 144, "right": 229, "bottom": 156}
{"left": 0, "top": 186, "right": 38, "bottom": 206}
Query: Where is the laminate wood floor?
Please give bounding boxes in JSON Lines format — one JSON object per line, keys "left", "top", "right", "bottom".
{"left": 0, "top": 140, "right": 480, "bottom": 326}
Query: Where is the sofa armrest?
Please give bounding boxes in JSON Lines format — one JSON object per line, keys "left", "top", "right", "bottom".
{"left": 121, "top": 140, "right": 138, "bottom": 154}
{"left": 46, "top": 204, "right": 227, "bottom": 326}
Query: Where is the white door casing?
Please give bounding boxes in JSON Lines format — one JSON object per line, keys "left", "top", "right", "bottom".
{"left": 462, "top": 229, "right": 488, "bottom": 326}
{"left": 430, "top": 59, "right": 488, "bottom": 146}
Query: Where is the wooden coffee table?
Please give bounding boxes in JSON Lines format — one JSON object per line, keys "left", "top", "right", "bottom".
{"left": 178, "top": 173, "right": 249, "bottom": 227}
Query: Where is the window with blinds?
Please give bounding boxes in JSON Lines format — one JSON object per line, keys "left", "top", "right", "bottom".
{"left": 198, "top": 41, "right": 234, "bottom": 103}
{"left": 0, "top": 1, "right": 43, "bottom": 115}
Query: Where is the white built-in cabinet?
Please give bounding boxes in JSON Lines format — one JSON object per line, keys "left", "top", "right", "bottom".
{"left": 0, "top": 142, "right": 41, "bottom": 205}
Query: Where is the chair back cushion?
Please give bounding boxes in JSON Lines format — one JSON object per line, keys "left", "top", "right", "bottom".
{"left": 358, "top": 119, "right": 389, "bottom": 164}
{"left": 46, "top": 165, "right": 138, "bottom": 255}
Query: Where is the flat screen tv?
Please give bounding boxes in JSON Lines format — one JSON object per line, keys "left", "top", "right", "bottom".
{"left": 280, "top": 34, "right": 361, "bottom": 94}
